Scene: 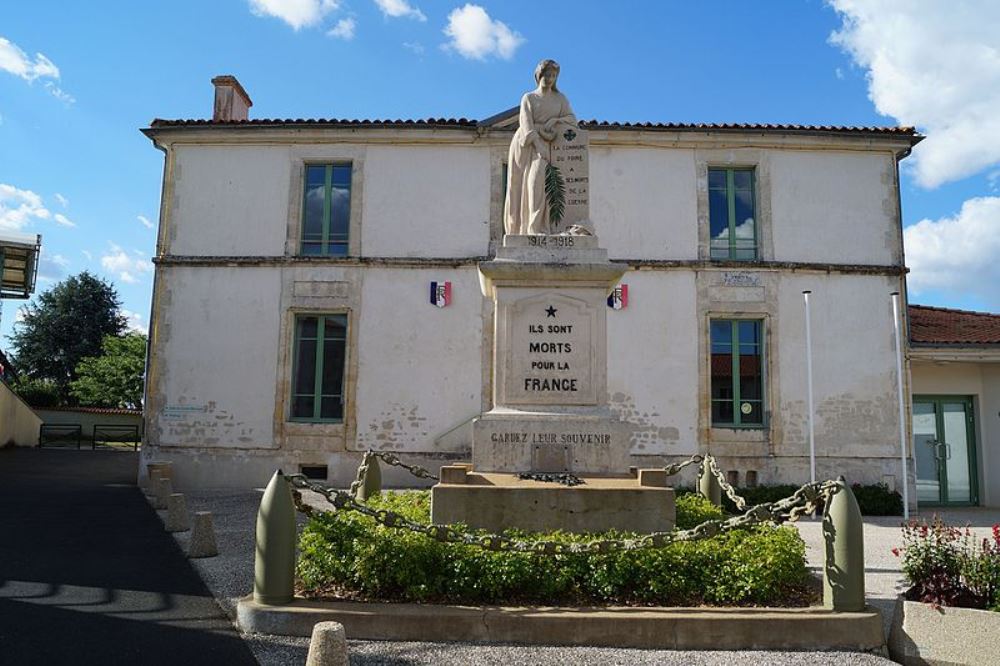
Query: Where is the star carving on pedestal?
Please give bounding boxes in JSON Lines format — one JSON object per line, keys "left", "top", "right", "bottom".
{"left": 545, "top": 306, "right": 558, "bottom": 318}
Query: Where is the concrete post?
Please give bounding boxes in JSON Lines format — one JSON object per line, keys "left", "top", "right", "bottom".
{"left": 254, "top": 470, "right": 296, "bottom": 605}
{"left": 152, "top": 477, "right": 173, "bottom": 510}
{"left": 355, "top": 453, "right": 382, "bottom": 502}
{"left": 698, "top": 462, "right": 722, "bottom": 507}
{"left": 189, "top": 511, "right": 219, "bottom": 558}
{"left": 823, "top": 476, "right": 865, "bottom": 612}
{"left": 306, "top": 621, "right": 348, "bottom": 666}
{"left": 165, "top": 493, "right": 191, "bottom": 532}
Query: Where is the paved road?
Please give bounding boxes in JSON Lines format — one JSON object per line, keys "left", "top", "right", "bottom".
{"left": 0, "top": 448, "right": 256, "bottom": 665}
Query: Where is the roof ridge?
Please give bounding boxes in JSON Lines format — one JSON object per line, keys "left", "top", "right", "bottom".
{"left": 909, "top": 303, "right": 1000, "bottom": 318}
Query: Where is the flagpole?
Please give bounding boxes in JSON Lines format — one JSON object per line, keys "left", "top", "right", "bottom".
{"left": 891, "top": 291, "right": 910, "bottom": 519}
{"left": 803, "top": 290, "right": 816, "bottom": 485}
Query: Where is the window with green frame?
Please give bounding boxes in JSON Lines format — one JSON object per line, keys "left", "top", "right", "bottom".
{"left": 302, "top": 164, "right": 351, "bottom": 256}
{"left": 710, "top": 319, "right": 765, "bottom": 427}
{"left": 708, "top": 167, "right": 756, "bottom": 260}
{"left": 291, "top": 314, "right": 347, "bottom": 421}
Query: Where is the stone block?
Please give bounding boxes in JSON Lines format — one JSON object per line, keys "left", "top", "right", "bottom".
{"left": 439, "top": 466, "right": 468, "bottom": 485}
{"left": 431, "top": 472, "right": 674, "bottom": 534}
{"left": 638, "top": 469, "right": 668, "bottom": 488}
{"left": 306, "top": 621, "right": 348, "bottom": 666}
{"left": 165, "top": 493, "right": 190, "bottom": 532}
{"left": 189, "top": 511, "right": 218, "bottom": 558}
{"left": 151, "top": 477, "right": 172, "bottom": 510}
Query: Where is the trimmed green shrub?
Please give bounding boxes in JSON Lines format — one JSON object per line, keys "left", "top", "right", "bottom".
{"left": 675, "top": 492, "right": 725, "bottom": 529}
{"left": 297, "top": 491, "right": 810, "bottom": 607}
{"left": 719, "top": 483, "right": 903, "bottom": 516}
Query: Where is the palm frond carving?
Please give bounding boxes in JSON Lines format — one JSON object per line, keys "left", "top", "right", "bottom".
{"left": 545, "top": 163, "right": 566, "bottom": 225}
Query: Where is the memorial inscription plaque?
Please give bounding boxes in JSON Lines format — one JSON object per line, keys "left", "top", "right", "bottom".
{"left": 549, "top": 126, "right": 590, "bottom": 233}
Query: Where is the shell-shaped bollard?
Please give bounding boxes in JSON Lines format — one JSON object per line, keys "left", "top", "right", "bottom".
{"left": 152, "top": 477, "right": 173, "bottom": 510}
{"left": 306, "top": 621, "right": 348, "bottom": 666}
{"left": 189, "top": 511, "right": 218, "bottom": 558}
{"left": 698, "top": 464, "right": 722, "bottom": 507}
{"left": 355, "top": 454, "right": 382, "bottom": 502}
{"left": 823, "top": 476, "right": 865, "bottom": 611}
{"left": 253, "top": 470, "right": 296, "bottom": 605}
{"left": 165, "top": 493, "right": 190, "bottom": 533}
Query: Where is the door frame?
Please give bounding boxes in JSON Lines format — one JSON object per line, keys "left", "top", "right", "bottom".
{"left": 912, "top": 394, "right": 979, "bottom": 507}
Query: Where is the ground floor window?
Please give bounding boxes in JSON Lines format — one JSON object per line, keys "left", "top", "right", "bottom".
{"left": 291, "top": 314, "right": 347, "bottom": 421}
{"left": 710, "top": 319, "right": 764, "bottom": 427}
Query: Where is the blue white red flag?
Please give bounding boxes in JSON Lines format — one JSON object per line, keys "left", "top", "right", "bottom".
{"left": 607, "top": 284, "right": 628, "bottom": 310}
{"left": 430, "top": 281, "right": 452, "bottom": 307}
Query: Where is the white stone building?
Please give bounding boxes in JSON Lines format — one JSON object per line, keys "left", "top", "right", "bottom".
{"left": 143, "top": 76, "right": 975, "bottom": 504}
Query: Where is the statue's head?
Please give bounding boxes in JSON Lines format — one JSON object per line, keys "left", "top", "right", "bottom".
{"left": 534, "top": 59, "right": 560, "bottom": 91}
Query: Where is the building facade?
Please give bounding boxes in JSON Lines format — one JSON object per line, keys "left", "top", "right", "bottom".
{"left": 141, "top": 76, "right": 928, "bottom": 497}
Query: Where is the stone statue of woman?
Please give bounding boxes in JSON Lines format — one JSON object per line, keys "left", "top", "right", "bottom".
{"left": 504, "top": 59, "right": 578, "bottom": 236}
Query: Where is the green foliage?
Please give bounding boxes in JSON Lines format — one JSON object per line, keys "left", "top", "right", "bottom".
{"left": 10, "top": 272, "right": 126, "bottom": 402}
{"left": 675, "top": 492, "right": 725, "bottom": 529}
{"left": 70, "top": 332, "right": 147, "bottom": 409}
{"left": 12, "top": 378, "right": 61, "bottom": 408}
{"left": 721, "top": 483, "right": 903, "bottom": 516}
{"left": 297, "top": 491, "right": 810, "bottom": 607}
{"left": 896, "top": 518, "right": 1000, "bottom": 610}
{"left": 544, "top": 163, "right": 566, "bottom": 224}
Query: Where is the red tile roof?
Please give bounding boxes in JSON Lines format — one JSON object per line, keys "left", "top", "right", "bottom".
{"left": 909, "top": 305, "right": 1000, "bottom": 345}
{"left": 147, "top": 116, "right": 920, "bottom": 139}
{"left": 37, "top": 406, "right": 143, "bottom": 416}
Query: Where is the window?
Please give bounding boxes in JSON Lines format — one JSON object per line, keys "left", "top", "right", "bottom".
{"left": 291, "top": 314, "right": 347, "bottom": 421}
{"left": 708, "top": 167, "right": 756, "bottom": 260}
{"left": 710, "top": 319, "right": 764, "bottom": 427}
{"left": 302, "top": 164, "right": 351, "bottom": 256}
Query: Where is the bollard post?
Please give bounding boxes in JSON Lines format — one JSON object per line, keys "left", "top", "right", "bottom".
{"left": 144, "top": 462, "right": 173, "bottom": 492}
{"left": 152, "top": 477, "right": 173, "bottom": 510}
{"left": 823, "top": 476, "right": 865, "bottom": 611}
{"left": 306, "top": 621, "right": 348, "bottom": 666}
{"left": 698, "top": 460, "right": 722, "bottom": 507}
{"left": 189, "top": 511, "right": 218, "bottom": 558}
{"left": 253, "top": 470, "right": 296, "bottom": 605}
{"left": 354, "top": 452, "right": 382, "bottom": 502}
{"left": 165, "top": 494, "right": 191, "bottom": 533}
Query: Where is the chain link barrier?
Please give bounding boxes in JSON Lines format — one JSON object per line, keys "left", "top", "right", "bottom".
{"left": 698, "top": 454, "right": 748, "bottom": 511}
{"left": 288, "top": 470, "right": 841, "bottom": 556}
{"left": 366, "top": 450, "right": 440, "bottom": 482}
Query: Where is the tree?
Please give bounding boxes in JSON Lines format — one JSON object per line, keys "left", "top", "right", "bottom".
{"left": 70, "top": 333, "right": 147, "bottom": 410}
{"left": 10, "top": 271, "right": 127, "bottom": 401}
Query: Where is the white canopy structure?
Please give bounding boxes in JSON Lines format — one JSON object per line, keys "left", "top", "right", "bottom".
{"left": 0, "top": 231, "right": 41, "bottom": 299}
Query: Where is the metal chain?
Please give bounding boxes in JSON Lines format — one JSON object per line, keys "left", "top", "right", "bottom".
{"left": 287, "top": 473, "right": 841, "bottom": 556}
{"left": 662, "top": 454, "right": 704, "bottom": 477}
{"left": 366, "top": 450, "right": 440, "bottom": 481}
{"left": 699, "top": 454, "right": 748, "bottom": 511}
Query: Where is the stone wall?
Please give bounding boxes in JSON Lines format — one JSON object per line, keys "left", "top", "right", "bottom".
{"left": 0, "top": 379, "right": 41, "bottom": 447}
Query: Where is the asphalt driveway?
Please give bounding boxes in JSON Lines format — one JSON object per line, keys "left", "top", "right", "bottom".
{"left": 0, "top": 447, "right": 256, "bottom": 665}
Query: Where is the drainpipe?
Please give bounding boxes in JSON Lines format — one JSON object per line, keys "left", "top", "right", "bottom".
{"left": 803, "top": 290, "right": 816, "bottom": 484}
{"left": 892, "top": 291, "right": 910, "bottom": 519}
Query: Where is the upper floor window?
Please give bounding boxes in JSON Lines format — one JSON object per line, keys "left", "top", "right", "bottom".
{"left": 302, "top": 164, "right": 351, "bottom": 256}
{"left": 709, "top": 167, "right": 756, "bottom": 260}
{"left": 710, "top": 319, "right": 765, "bottom": 428}
{"left": 290, "top": 314, "right": 347, "bottom": 422}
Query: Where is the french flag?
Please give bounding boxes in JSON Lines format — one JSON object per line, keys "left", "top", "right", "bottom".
{"left": 430, "top": 281, "right": 452, "bottom": 308}
{"left": 607, "top": 284, "right": 628, "bottom": 310}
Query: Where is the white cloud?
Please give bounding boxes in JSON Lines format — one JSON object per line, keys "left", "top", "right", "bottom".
{"left": 137, "top": 214, "right": 154, "bottom": 229}
{"left": 248, "top": 0, "right": 339, "bottom": 30}
{"left": 327, "top": 17, "right": 356, "bottom": 40}
{"left": 54, "top": 193, "right": 68, "bottom": 207}
{"left": 403, "top": 41, "right": 425, "bottom": 55}
{"left": 121, "top": 309, "right": 149, "bottom": 335}
{"left": 53, "top": 213, "right": 75, "bottom": 227}
{"left": 14, "top": 307, "right": 25, "bottom": 323}
{"left": 443, "top": 4, "right": 523, "bottom": 61}
{"left": 0, "top": 183, "right": 50, "bottom": 231}
{"left": 100, "top": 243, "right": 153, "bottom": 284}
{"left": 49, "top": 253, "right": 70, "bottom": 268}
{"left": 0, "top": 37, "right": 60, "bottom": 81}
{"left": 81, "top": 250, "right": 92, "bottom": 261}
{"left": 36, "top": 252, "right": 69, "bottom": 282}
{"left": 829, "top": 1, "right": 1000, "bottom": 188}
{"left": 904, "top": 197, "right": 1000, "bottom": 304}
{"left": 44, "top": 81, "right": 75, "bottom": 105}
{"left": 374, "top": 0, "right": 426, "bottom": 21}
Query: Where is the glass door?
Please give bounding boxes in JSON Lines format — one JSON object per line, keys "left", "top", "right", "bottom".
{"left": 913, "top": 396, "right": 978, "bottom": 506}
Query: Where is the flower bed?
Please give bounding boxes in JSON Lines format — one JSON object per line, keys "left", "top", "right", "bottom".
{"left": 297, "top": 492, "right": 813, "bottom": 607}
{"left": 894, "top": 517, "right": 1000, "bottom": 611}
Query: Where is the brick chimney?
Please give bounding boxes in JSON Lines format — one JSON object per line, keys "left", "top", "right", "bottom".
{"left": 211, "top": 75, "right": 252, "bottom": 122}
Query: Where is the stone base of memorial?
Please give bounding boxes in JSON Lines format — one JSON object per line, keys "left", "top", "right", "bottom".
{"left": 429, "top": 234, "right": 681, "bottom": 534}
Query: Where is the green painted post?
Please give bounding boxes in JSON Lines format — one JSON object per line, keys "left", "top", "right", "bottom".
{"left": 355, "top": 453, "right": 382, "bottom": 502}
{"left": 823, "top": 476, "right": 865, "bottom": 611}
{"left": 698, "top": 461, "right": 722, "bottom": 507}
{"left": 253, "top": 470, "right": 296, "bottom": 605}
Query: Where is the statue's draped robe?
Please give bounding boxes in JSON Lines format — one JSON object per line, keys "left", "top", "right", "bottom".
{"left": 504, "top": 90, "right": 576, "bottom": 236}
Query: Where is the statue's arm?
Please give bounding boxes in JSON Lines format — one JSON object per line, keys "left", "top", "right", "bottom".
{"left": 544, "top": 94, "right": 577, "bottom": 131}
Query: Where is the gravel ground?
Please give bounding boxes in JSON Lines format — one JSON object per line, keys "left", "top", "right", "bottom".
{"left": 168, "top": 488, "right": 1000, "bottom": 666}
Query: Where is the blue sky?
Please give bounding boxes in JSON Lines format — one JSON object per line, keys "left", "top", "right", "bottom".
{"left": 2, "top": 1, "right": 999, "bottom": 347}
